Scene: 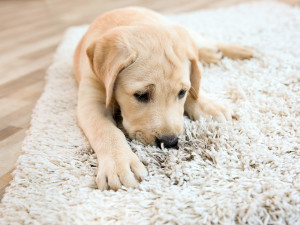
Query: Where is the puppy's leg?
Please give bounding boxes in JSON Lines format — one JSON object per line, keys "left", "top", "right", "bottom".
{"left": 78, "top": 76, "right": 147, "bottom": 190}
{"left": 186, "top": 28, "right": 253, "bottom": 63}
{"left": 185, "top": 91, "right": 232, "bottom": 122}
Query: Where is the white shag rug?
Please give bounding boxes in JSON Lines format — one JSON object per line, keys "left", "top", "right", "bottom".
{"left": 1, "top": 1, "right": 300, "bottom": 224}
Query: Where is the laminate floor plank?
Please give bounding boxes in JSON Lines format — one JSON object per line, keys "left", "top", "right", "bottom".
{"left": 0, "top": 170, "right": 13, "bottom": 200}
{"left": 0, "top": 69, "right": 45, "bottom": 98}
{"left": 0, "top": 126, "right": 22, "bottom": 142}
{"left": 0, "top": 55, "right": 53, "bottom": 85}
{"left": 0, "top": 102, "right": 39, "bottom": 131}
{"left": 0, "top": 130, "right": 26, "bottom": 177}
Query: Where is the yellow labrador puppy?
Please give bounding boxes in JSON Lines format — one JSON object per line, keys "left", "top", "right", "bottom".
{"left": 73, "top": 7, "right": 253, "bottom": 190}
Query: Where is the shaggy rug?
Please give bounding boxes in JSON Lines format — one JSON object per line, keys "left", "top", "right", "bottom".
{"left": 1, "top": 1, "right": 299, "bottom": 224}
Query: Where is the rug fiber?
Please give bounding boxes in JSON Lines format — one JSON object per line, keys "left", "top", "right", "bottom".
{"left": 0, "top": 1, "right": 300, "bottom": 224}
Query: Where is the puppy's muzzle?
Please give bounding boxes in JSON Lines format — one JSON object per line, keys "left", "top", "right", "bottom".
{"left": 155, "top": 135, "right": 178, "bottom": 149}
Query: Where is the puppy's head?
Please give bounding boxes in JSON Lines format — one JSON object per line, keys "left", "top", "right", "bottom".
{"left": 87, "top": 25, "right": 201, "bottom": 148}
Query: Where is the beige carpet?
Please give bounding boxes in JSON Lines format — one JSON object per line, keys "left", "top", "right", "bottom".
{"left": 1, "top": 1, "right": 300, "bottom": 224}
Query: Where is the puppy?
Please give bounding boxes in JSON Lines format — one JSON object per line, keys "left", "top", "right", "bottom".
{"left": 73, "top": 7, "right": 253, "bottom": 190}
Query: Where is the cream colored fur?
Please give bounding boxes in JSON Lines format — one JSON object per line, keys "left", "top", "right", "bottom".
{"left": 73, "top": 7, "right": 253, "bottom": 190}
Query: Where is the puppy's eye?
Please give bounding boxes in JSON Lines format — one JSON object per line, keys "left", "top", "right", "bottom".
{"left": 178, "top": 89, "right": 186, "bottom": 99}
{"left": 134, "top": 92, "right": 150, "bottom": 103}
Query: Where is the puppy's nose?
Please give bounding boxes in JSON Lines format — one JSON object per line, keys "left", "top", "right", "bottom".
{"left": 156, "top": 135, "right": 178, "bottom": 149}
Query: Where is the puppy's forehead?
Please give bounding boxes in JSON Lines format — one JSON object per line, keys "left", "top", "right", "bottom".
{"left": 119, "top": 55, "right": 190, "bottom": 91}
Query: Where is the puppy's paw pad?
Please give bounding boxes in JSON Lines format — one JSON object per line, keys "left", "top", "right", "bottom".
{"left": 96, "top": 152, "right": 147, "bottom": 191}
{"left": 130, "top": 159, "right": 148, "bottom": 181}
{"left": 96, "top": 171, "right": 109, "bottom": 191}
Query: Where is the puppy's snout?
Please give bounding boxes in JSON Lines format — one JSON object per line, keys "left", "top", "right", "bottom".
{"left": 155, "top": 135, "right": 178, "bottom": 149}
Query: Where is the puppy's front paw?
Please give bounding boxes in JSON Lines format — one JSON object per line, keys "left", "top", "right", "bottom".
{"left": 96, "top": 150, "right": 148, "bottom": 191}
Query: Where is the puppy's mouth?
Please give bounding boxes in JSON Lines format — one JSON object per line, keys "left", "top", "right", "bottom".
{"left": 134, "top": 130, "right": 155, "bottom": 146}
{"left": 155, "top": 135, "right": 179, "bottom": 149}
{"left": 113, "top": 109, "right": 179, "bottom": 148}
{"left": 113, "top": 109, "right": 155, "bottom": 145}
{"left": 134, "top": 131, "right": 179, "bottom": 149}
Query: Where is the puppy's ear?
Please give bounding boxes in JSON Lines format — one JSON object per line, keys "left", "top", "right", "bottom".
{"left": 173, "top": 25, "right": 202, "bottom": 100}
{"left": 86, "top": 29, "right": 136, "bottom": 108}
{"left": 188, "top": 58, "right": 202, "bottom": 99}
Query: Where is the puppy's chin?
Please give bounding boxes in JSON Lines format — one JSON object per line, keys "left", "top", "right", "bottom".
{"left": 128, "top": 130, "right": 156, "bottom": 146}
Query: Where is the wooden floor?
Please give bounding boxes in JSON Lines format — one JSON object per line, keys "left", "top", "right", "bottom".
{"left": 0, "top": 0, "right": 299, "bottom": 201}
